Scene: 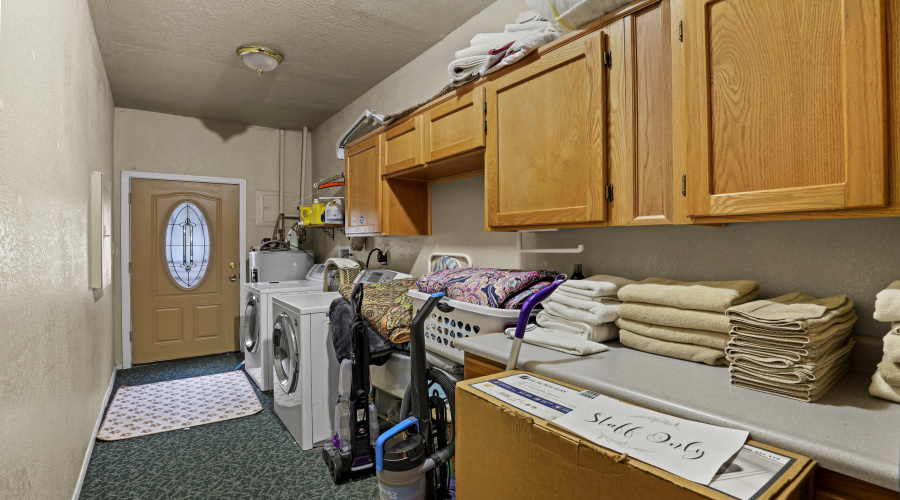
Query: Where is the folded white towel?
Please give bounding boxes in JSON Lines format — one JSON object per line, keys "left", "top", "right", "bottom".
{"left": 505, "top": 21, "right": 550, "bottom": 32}
{"left": 536, "top": 310, "right": 617, "bottom": 342}
{"left": 886, "top": 332, "right": 900, "bottom": 363}
{"left": 547, "top": 290, "right": 620, "bottom": 314}
{"left": 447, "top": 56, "right": 487, "bottom": 82}
{"left": 893, "top": 322, "right": 900, "bottom": 335}
{"left": 456, "top": 30, "right": 541, "bottom": 59}
{"left": 869, "top": 371, "right": 900, "bottom": 404}
{"left": 505, "top": 324, "right": 610, "bottom": 356}
{"left": 558, "top": 275, "right": 636, "bottom": 298}
{"left": 874, "top": 281, "right": 900, "bottom": 322}
{"left": 544, "top": 300, "right": 619, "bottom": 325}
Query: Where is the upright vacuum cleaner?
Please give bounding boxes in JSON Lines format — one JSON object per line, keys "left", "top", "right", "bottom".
{"left": 323, "top": 284, "right": 380, "bottom": 483}
{"left": 375, "top": 292, "right": 457, "bottom": 500}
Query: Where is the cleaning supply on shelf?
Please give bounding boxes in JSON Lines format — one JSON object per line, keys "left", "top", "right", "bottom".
{"left": 324, "top": 199, "right": 344, "bottom": 224}
{"left": 571, "top": 264, "right": 585, "bottom": 280}
{"left": 312, "top": 199, "right": 326, "bottom": 225}
{"left": 297, "top": 206, "right": 313, "bottom": 225}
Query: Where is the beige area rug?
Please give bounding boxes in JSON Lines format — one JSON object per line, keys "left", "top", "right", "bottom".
{"left": 97, "top": 371, "right": 263, "bottom": 441}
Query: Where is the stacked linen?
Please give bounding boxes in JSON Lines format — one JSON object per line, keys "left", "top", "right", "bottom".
{"left": 505, "top": 275, "right": 634, "bottom": 356}
{"left": 725, "top": 293, "right": 856, "bottom": 402}
{"left": 616, "top": 278, "right": 761, "bottom": 366}
{"left": 870, "top": 281, "right": 900, "bottom": 403}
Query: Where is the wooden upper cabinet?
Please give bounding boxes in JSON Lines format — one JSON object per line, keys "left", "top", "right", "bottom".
{"left": 684, "top": 0, "right": 888, "bottom": 217}
{"left": 424, "top": 87, "right": 486, "bottom": 163}
{"left": 382, "top": 115, "right": 425, "bottom": 175}
{"left": 345, "top": 135, "right": 382, "bottom": 235}
{"left": 485, "top": 31, "right": 608, "bottom": 229}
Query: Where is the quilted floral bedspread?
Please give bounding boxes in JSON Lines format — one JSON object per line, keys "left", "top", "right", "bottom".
{"left": 339, "top": 278, "right": 418, "bottom": 344}
{"left": 415, "top": 268, "right": 558, "bottom": 309}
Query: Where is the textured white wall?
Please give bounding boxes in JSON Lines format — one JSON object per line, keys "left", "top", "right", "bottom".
{"left": 112, "top": 108, "right": 309, "bottom": 364}
{"left": 0, "top": 0, "right": 115, "bottom": 498}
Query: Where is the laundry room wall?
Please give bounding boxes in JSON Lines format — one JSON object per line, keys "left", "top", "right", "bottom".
{"left": 111, "top": 108, "right": 310, "bottom": 365}
{"left": 0, "top": 0, "right": 116, "bottom": 498}
{"left": 307, "top": 0, "right": 900, "bottom": 354}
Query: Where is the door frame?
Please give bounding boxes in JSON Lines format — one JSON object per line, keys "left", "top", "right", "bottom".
{"left": 120, "top": 171, "right": 247, "bottom": 369}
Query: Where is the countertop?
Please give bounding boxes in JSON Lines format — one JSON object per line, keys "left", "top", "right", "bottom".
{"left": 455, "top": 333, "right": 900, "bottom": 491}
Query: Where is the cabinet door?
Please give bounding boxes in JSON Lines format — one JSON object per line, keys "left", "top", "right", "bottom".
{"left": 345, "top": 135, "right": 382, "bottom": 235}
{"left": 424, "top": 87, "right": 486, "bottom": 163}
{"left": 382, "top": 115, "right": 425, "bottom": 175}
{"left": 684, "top": 0, "right": 888, "bottom": 217}
{"left": 485, "top": 31, "right": 608, "bottom": 228}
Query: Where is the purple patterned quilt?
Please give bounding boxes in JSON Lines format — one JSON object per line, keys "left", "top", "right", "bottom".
{"left": 415, "top": 268, "right": 558, "bottom": 309}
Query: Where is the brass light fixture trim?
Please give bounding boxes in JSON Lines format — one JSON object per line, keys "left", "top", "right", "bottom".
{"left": 236, "top": 45, "right": 284, "bottom": 75}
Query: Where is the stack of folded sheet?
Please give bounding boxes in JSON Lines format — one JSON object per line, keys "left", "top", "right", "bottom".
{"left": 505, "top": 275, "right": 634, "bottom": 356}
{"left": 725, "top": 293, "right": 856, "bottom": 402}
{"left": 615, "top": 278, "right": 760, "bottom": 366}
{"left": 870, "top": 281, "right": 900, "bottom": 403}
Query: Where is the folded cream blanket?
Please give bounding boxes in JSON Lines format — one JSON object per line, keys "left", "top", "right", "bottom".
{"left": 869, "top": 371, "right": 900, "bottom": 404}
{"left": 884, "top": 332, "right": 900, "bottom": 363}
{"left": 874, "top": 280, "right": 900, "bottom": 322}
{"left": 543, "top": 300, "right": 619, "bottom": 326}
{"left": 727, "top": 294, "right": 854, "bottom": 332}
{"left": 616, "top": 318, "right": 729, "bottom": 350}
{"left": 618, "top": 278, "right": 760, "bottom": 313}
{"left": 730, "top": 312, "right": 856, "bottom": 346}
{"left": 732, "top": 364, "right": 848, "bottom": 402}
{"left": 877, "top": 355, "right": 900, "bottom": 387}
{"left": 618, "top": 302, "right": 732, "bottom": 333}
{"left": 619, "top": 329, "right": 727, "bottom": 366}
{"left": 558, "top": 275, "right": 636, "bottom": 298}
{"left": 504, "top": 324, "right": 610, "bottom": 356}
{"left": 536, "top": 311, "right": 617, "bottom": 342}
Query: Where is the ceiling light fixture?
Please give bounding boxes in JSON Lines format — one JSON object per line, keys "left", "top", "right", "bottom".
{"left": 236, "top": 45, "right": 284, "bottom": 76}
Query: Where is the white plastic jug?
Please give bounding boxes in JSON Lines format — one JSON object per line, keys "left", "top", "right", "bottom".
{"left": 324, "top": 199, "right": 344, "bottom": 224}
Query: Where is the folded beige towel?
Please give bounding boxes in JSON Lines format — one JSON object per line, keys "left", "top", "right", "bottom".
{"left": 543, "top": 301, "right": 619, "bottom": 326}
{"left": 618, "top": 303, "right": 732, "bottom": 333}
{"left": 877, "top": 355, "right": 900, "bottom": 387}
{"left": 726, "top": 337, "right": 854, "bottom": 369}
{"left": 547, "top": 290, "right": 621, "bottom": 314}
{"left": 892, "top": 322, "right": 900, "bottom": 335}
{"left": 504, "top": 324, "right": 610, "bottom": 356}
{"left": 618, "top": 278, "right": 760, "bottom": 313}
{"left": 727, "top": 294, "right": 854, "bottom": 332}
{"left": 616, "top": 318, "right": 730, "bottom": 350}
{"left": 874, "top": 280, "right": 900, "bottom": 322}
{"left": 730, "top": 312, "right": 856, "bottom": 346}
{"left": 619, "top": 329, "right": 727, "bottom": 366}
{"left": 869, "top": 371, "right": 900, "bottom": 404}
{"left": 558, "top": 275, "right": 636, "bottom": 298}
{"left": 732, "top": 363, "right": 847, "bottom": 402}
{"left": 727, "top": 330, "right": 851, "bottom": 365}
{"left": 886, "top": 332, "right": 900, "bottom": 363}
{"left": 729, "top": 341, "right": 853, "bottom": 384}
{"left": 535, "top": 311, "right": 616, "bottom": 342}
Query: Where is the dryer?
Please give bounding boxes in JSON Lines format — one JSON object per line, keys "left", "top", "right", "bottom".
{"left": 240, "top": 264, "right": 326, "bottom": 391}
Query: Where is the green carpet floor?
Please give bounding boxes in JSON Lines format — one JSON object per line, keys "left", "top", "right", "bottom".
{"left": 80, "top": 353, "right": 379, "bottom": 499}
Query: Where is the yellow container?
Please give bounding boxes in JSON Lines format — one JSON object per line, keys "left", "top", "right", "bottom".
{"left": 311, "top": 201, "right": 326, "bottom": 225}
{"left": 297, "top": 206, "right": 313, "bottom": 225}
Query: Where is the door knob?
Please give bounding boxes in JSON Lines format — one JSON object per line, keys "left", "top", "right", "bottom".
{"left": 230, "top": 274, "right": 237, "bottom": 282}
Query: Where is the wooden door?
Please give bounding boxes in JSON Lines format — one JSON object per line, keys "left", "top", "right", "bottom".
{"left": 345, "top": 135, "right": 382, "bottom": 235}
{"left": 382, "top": 115, "right": 425, "bottom": 175}
{"left": 424, "top": 87, "right": 486, "bottom": 163}
{"left": 131, "top": 179, "right": 240, "bottom": 364}
{"left": 684, "top": 0, "right": 888, "bottom": 217}
{"left": 485, "top": 31, "right": 608, "bottom": 229}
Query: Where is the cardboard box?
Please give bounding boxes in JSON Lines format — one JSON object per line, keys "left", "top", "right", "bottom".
{"left": 456, "top": 371, "right": 816, "bottom": 500}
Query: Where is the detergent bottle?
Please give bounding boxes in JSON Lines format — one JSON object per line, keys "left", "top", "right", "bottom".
{"left": 324, "top": 199, "right": 344, "bottom": 224}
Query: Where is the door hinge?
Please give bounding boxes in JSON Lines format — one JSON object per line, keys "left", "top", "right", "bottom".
{"left": 129, "top": 262, "right": 132, "bottom": 273}
{"left": 602, "top": 50, "right": 612, "bottom": 68}
{"left": 605, "top": 184, "right": 614, "bottom": 202}
{"left": 679, "top": 21, "right": 683, "bottom": 42}
{"left": 128, "top": 193, "right": 131, "bottom": 204}
{"left": 484, "top": 120, "right": 487, "bottom": 133}
{"left": 681, "top": 174, "right": 687, "bottom": 196}
{"left": 129, "top": 331, "right": 132, "bottom": 343}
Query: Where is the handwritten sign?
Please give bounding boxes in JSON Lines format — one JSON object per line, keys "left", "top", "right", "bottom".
{"left": 552, "top": 394, "right": 748, "bottom": 485}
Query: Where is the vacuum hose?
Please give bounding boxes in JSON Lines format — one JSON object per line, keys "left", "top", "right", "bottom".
{"left": 400, "top": 367, "right": 457, "bottom": 466}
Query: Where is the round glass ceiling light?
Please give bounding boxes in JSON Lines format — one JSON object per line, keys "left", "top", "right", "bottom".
{"left": 236, "top": 45, "right": 284, "bottom": 75}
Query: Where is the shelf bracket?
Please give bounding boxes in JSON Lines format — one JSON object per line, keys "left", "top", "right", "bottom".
{"left": 516, "top": 229, "right": 584, "bottom": 254}
{"left": 320, "top": 227, "right": 334, "bottom": 240}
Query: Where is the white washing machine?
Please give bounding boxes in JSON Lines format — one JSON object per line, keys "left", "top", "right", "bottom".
{"left": 272, "top": 292, "right": 341, "bottom": 450}
{"left": 240, "top": 265, "right": 326, "bottom": 391}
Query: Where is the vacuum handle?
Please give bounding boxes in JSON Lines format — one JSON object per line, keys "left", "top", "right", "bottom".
{"left": 506, "top": 274, "right": 567, "bottom": 371}
{"left": 375, "top": 417, "right": 419, "bottom": 472}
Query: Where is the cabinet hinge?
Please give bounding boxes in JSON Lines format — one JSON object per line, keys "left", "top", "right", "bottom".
{"left": 605, "top": 184, "right": 614, "bottom": 202}
{"left": 681, "top": 174, "right": 687, "bottom": 197}
{"left": 602, "top": 50, "right": 612, "bottom": 68}
{"left": 679, "top": 21, "right": 683, "bottom": 42}
{"left": 484, "top": 101, "right": 487, "bottom": 114}
{"left": 484, "top": 120, "right": 487, "bottom": 133}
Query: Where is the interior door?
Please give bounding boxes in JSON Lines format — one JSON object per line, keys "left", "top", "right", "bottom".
{"left": 684, "top": 0, "right": 888, "bottom": 216}
{"left": 131, "top": 179, "right": 240, "bottom": 364}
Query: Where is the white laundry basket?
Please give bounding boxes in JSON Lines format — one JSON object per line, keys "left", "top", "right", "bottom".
{"left": 407, "top": 290, "right": 533, "bottom": 364}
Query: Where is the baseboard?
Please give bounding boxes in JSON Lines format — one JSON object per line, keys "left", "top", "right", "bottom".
{"left": 72, "top": 366, "right": 118, "bottom": 500}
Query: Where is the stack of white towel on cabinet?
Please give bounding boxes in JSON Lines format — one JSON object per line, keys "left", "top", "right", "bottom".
{"left": 725, "top": 293, "right": 856, "bottom": 402}
{"left": 505, "top": 275, "right": 634, "bottom": 356}
{"left": 870, "top": 281, "right": 900, "bottom": 403}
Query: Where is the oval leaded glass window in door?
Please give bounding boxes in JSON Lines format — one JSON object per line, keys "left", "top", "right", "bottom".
{"left": 165, "top": 202, "right": 211, "bottom": 289}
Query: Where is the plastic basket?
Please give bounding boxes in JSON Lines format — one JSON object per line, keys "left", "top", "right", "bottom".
{"left": 407, "top": 290, "right": 532, "bottom": 364}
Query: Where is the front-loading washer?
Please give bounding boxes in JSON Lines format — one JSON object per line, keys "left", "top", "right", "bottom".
{"left": 271, "top": 292, "right": 341, "bottom": 450}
